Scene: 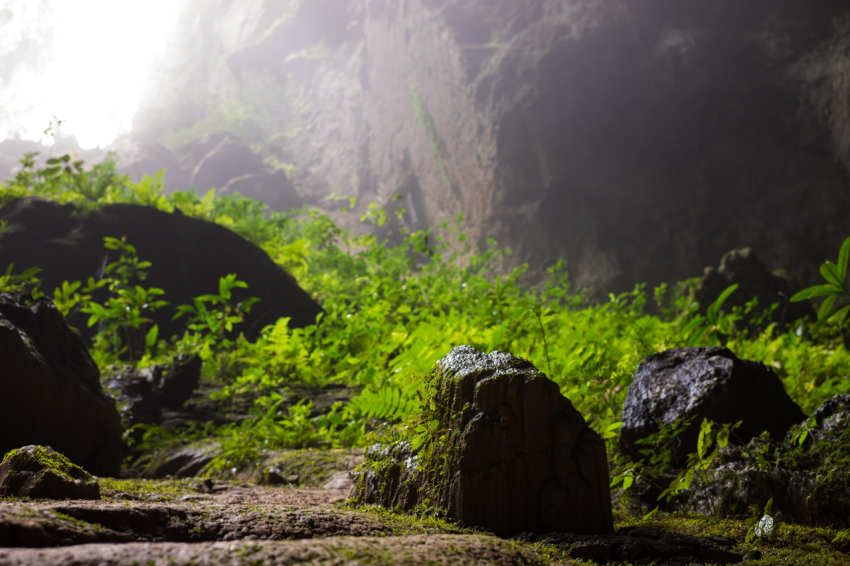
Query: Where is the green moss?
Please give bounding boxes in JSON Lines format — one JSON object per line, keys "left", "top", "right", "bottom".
{"left": 99, "top": 477, "right": 211, "bottom": 501}
{"left": 254, "top": 448, "right": 359, "bottom": 488}
{"left": 1, "top": 446, "right": 91, "bottom": 484}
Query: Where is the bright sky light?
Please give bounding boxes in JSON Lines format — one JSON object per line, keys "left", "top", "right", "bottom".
{"left": 0, "top": 0, "right": 184, "bottom": 149}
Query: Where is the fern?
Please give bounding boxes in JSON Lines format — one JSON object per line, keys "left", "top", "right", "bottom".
{"left": 350, "top": 384, "right": 420, "bottom": 420}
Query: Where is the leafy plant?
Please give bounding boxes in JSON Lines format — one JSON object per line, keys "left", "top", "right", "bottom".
{"left": 791, "top": 236, "right": 850, "bottom": 331}
{"left": 681, "top": 284, "right": 739, "bottom": 346}
{"left": 658, "top": 418, "right": 742, "bottom": 512}
{"left": 172, "top": 273, "right": 260, "bottom": 350}
{"left": 81, "top": 237, "right": 168, "bottom": 361}
{"left": 0, "top": 263, "right": 43, "bottom": 297}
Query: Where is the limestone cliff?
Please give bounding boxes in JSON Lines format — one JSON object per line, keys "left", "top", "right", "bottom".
{"left": 127, "top": 0, "right": 850, "bottom": 294}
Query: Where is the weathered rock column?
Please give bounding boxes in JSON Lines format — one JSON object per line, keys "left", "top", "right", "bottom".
{"left": 353, "top": 345, "right": 613, "bottom": 536}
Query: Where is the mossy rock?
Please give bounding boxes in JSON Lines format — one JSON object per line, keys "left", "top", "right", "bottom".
{"left": 0, "top": 445, "right": 100, "bottom": 500}
{"left": 352, "top": 345, "right": 613, "bottom": 536}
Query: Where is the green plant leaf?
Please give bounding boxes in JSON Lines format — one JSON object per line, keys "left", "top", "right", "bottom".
{"left": 838, "top": 237, "right": 850, "bottom": 281}
{"left": 790, "top": 284, "right": 843, "bottom": 302}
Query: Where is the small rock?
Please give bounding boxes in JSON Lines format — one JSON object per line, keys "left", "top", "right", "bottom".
{"left": 0, "top": 446, "right": 100, "bottom": 500}
{"left": 620, "top": 347, "right": 805, "bottom": 462}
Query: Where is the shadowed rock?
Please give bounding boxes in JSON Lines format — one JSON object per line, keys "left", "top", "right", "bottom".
{"left": 353, "top": 345, "right": 613, "bottom": 536}
{"left": 620, "top": 347, "right": 806, "bottom": 463}
{"left": 0, "top": 446, "right": 100, "bottom": 500}
{"left": 0, "top": 293, "right": 122, "bottom": 476}
{"left": 0, "top": 198, "right": 323, "bottom": 343}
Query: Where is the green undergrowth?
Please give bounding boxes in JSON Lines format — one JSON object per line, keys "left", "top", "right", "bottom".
{"left": 613, "top": 510, "right": 850, "bottom": 565}
{"left": 2, "top": 154, "right": 850, "bottom": 479}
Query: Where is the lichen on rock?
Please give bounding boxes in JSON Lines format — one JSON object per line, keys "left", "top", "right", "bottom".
{"left": 351, "top": 345, "right": 613, "bottom": 536}
{"left": 0, "top": 445, "right": 100, "bottom": 500}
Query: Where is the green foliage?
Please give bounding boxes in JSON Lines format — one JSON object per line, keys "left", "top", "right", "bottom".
{"left": 5, "top": 153, "right": 850, "bottom": 482}
{"left": 658, "top": 419, "right": 742, "bottom": 508}
{"left": 0, "top": 263, "right": 43, "bottom": 297}
{"left": 681, "top": 284, "right": 739, "bottom": 346}
{"left": 791, "top": 236, "right": 850, "bottom": 331}
{"left": 173, "top": 273, "right": 260, "bottom": 352}
{"left": 80, "top": 237, "right": 168, "bottom": 362}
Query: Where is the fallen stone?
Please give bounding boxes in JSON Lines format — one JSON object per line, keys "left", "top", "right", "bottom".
{"left": 620, "top": 347, "right": 805, "bottom": 462}
{"left": 0, "top": 446, "right": 99, "bottom": 500}
{"left": 352, "top": 345, "right": 613, "bottom": 536}
{"left": 0, "top": 293, "right": 123, "bottom": 476}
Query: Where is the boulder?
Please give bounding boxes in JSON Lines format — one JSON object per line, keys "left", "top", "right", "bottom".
{"left": 0, "top": 293, "right": 123, "bottom": 476}
{"left": 694, "top": 248, "right": 816, "bottom": 328}
{"left": 0, "top": 197, "right": 323, "bottom": 343}
{"left": 0, "top": 446, "right": 100, "bottom": 500}
{"left": 352, "top": 345, "right": 613, "bottom": 536}
{"left": 620, "top": 347, "right": 805, "bottom": 463}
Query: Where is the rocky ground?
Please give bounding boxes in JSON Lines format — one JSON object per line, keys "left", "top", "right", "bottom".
{"left": 1, "top": 466, "right": 849, "bottom": 565}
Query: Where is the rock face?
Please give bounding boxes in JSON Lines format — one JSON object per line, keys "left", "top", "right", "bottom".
{"left": 0, "top": 446, "right": 100, "bottom": 500}
{"left": 0, "top": 198, "right": 323, "bottom": 342}
{"left": 694, "top": 248, "right": 816, "bottom": 327}
{"left": 114, "top": 0, "right": 850, "bottom": 295}
{"left": 353, "top": 345, "right": 613, "bottom": 536}
{"left": 0, "top": 293, "right": 123, "bottom": 476}
{"left": 620, "top": 347, "right": 805, "bottom": 462}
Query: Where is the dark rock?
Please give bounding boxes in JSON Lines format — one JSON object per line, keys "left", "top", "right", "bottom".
{"left": 0, "top": 198, "right": 323, "bottom": 344}
{"left": 694, "top": 248, "right": 816, "bottom": 328}
{"left": 104, "top": 354, "right": 201, "bottom": 427}
{"left": 189, "top": 134, "right": 264, "bottom": 194}
{"left": 221, "top": 171, "right": 304, "bottom": 212}
{"left": 0, "top": 446, "right": 100, "bottom": 500}
{"left": 620, "top": 347, "right": 805, "bottom": 462}
{"left": 517, "top": 527, "right": 742, "bottom": 565}
{"left": 154, "top": 354, "right": 202, "bottom": 409}
{"left": 0, "top": 293, "right": 122, "bottom": 476}
{"left": 810, "top": 394, "right": 850, "bottom": 430}
{"left": 353, "top": 345, "right": 613, "bottom": 537}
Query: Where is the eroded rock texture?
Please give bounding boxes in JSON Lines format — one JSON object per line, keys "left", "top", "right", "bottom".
{"left": 0, "top": 293, "right": 122, "bottom": 476}
{"left": 353, "top": 345, "right": 613, "bottom": 536}
{"left": 620, "top": 347, "right": 805, "bottom": 462}
{"left": 0, "top": 198, "right": 323, "bottom": 343}
{"left": 112, "top": 0, "right": 850, "bottom": 294}
{"left": 0, "top": 446, "right": 99, "bottom": 501}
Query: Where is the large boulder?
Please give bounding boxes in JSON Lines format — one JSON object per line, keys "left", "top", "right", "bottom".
{"left": 0, "top": 446, "right": 100, "bottom": 500}
{"left": 620, "top": 347, "right": 805, "bottom": 463}
{"left": 694, "top": 248, "right": 816, "bottom": 328}
{"left": 0, "top": 198, "right": 323, "bottom": 343}
{"left": 221, "top": 171, "right": 304, "bottom": 212}
{"left": 352, "top": 345, "right": 613, "bottom": 536}
{"left": 0, "top": 293, "right": 123, "bottom": 476}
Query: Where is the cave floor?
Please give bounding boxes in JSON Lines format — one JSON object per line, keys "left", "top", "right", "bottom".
{"left": 0, "top": 479, "right": 848, "bottom": 565}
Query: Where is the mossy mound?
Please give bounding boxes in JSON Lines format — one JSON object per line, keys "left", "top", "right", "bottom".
{"left": 0, "top": 445, "right": 99, "bottom": 500}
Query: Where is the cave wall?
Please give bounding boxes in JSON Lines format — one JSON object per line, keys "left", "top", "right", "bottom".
{"left": 127, "top": 0, "right": 850, "bottom": 294}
